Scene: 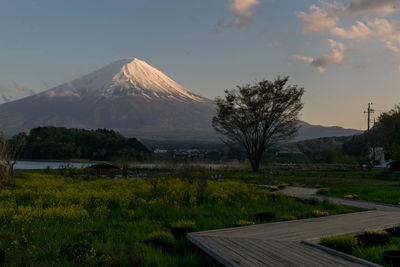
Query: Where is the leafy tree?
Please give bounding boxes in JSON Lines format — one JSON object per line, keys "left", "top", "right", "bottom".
{"left": 212, "top": 76, "right": 304, "bottom": 171}
{"left": 0, "top": 132, "right": 26, "bottom": 186}
{"left": 319, "top": 147, "right": 338, "bottom": 164}
{"left": 19, "top": 126, "right": 149, "bottom": 161}
{"left": 378, "top": 105, "right": 400, "bottom": 160}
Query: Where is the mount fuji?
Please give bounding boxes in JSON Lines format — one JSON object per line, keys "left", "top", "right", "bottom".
{"left": 0, "top": 58, "right": 217, "bottom": 141}
{"left": 0, "top": 58, "right": 361, "bottom": 142}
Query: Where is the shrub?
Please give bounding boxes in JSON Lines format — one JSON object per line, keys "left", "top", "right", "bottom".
{"left": 305, "top": 196, "right": 319, "bottom": 204}
{"left": 267, "top": 186, "right": 280, "bottom": 192}
{"left": 320, "top": 235, "right": 357, "bottom": 254}
{"left": 364, "top": 229, "right": 388, "bottom": 235}
{"left": 358, "top": 229, "right": 390, "bottom": 246}
{"left": 171, "top": 220, "right": 197, "bottom": 229}
{"left": 277, "top": 184, "right": 287, "bottom": 189}
{"left": 317, "top": 188, "right": 330, "bottom": 195}
{"left": 236, "top": 220, "right": 255, "bottom": 226}
{"left": 144, "top": 231, "right": 175, "bottom": 246}
{"left": 313, "top": 210, "right": 329, "bottom": 217}
{"left": 344, "top": 194, "right": 359, "bottom": 199}
{"left": 278, "top": 215, "right": 297, "bottom": 221}
{"left": 170, "top": 221, "right": 197, "bottom": 239}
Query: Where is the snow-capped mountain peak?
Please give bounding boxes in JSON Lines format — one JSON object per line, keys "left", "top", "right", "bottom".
{"left": 46, "top": 58, "right": 205, "bottom": 102}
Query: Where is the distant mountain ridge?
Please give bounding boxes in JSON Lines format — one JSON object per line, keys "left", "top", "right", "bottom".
{"left": 0, "top": 58, "right": 362, "bottom": 141}
{"left": 295, "top": 121, "right": 362, "bottom": 141}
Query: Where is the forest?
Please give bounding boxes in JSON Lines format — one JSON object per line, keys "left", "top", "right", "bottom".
{"left": 16, "top": 127, "right": 150, "bottom": 161}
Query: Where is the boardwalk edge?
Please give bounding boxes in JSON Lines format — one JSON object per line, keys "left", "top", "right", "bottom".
{"left": 302, "top": 240, "right": 383, "bottom": 267}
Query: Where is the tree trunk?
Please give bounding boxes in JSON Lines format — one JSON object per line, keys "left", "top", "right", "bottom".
{"left": 249, "top": 153, "right": 261, "bottom": 172}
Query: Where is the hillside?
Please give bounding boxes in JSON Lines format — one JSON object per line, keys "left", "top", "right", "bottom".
{"left": 282, "top": 136, "right": 356, "bottom": 156}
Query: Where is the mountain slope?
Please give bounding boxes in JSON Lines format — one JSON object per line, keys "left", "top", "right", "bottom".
{"left": 0, "top": 58, "right": 362, "bottom": 141}
{"left": 0, "top": 58, "right": 216, "bottom": 141}
{"left": 295, "top": 121, "right": 362, "bottom": 141}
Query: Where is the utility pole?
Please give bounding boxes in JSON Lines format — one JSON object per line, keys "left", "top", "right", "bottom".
{"left": 364, "top": 103, "right": 374, "bottom": 166}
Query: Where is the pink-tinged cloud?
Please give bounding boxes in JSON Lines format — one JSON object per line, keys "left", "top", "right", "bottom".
{"left": 12, "top": 81, "right": 25, "bottom": 92}
{"left": 297, "top": 5, "right": 338, "bottom": 33}
{"left": 213, "top": 0, "right": 260, "bottom": 33}
{"left": 292, "top": 40, "right": 347, "bottom": 73}
{"left": 227, "top": 0, "right": 260, "bottom": 27}
{"left": 297, "top": 0, "right": 400, "bottom": 71}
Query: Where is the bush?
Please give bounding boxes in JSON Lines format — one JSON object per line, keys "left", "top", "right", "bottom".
{"left": 170, "top": 221, "right": 197, "bottom": 239}
{"left": 144, "top": 231, "right": 175, "bottom": 246}
{"left": 267, "top": 186, "right": 280, "bottom": 192}
{"left": 320, "top": 235, "right": 357, "bottom": 254}
{"left": 317, "top": 188, "right": 330, "bottom": 195}
{"left": 236, "top": 220, "right": 255, "bottom": 226}
{"left": 278, "top": 215, "right": 297, "bottom": 221}
{"left": 277, "top": 184, "right": 287, "bottom": 189}
{"left": 305, "top": 196, "right": 319, "bottom": 204}
{"left": 171, "top": 220, "right": 197, "bottom": 229}
{"left": 358, "top": 229, "right": 390, "bottom": 246}
{"left": 313, "top": 210, "right": 329, "bottom": 217}
{"left": 344, "top": 194, "right": 359, "bottom": 199}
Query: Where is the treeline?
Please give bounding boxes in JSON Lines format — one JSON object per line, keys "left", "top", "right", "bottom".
{"left": 343, "top": 104, "right": 400, "bottom": 161}
{"left": 17, "top": 127, "right": 150, "bottom": 161}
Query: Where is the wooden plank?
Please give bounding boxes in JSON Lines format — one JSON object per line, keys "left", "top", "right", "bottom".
{"left": 191, "top": 211, "right": 400, "bottom": 242}
{"left": 188, "top": 188, "right": 400, "bottom": 266}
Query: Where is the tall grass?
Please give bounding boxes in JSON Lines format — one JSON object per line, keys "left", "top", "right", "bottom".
{"left": 0, "top": 172, "right": 356, "bottom": 266}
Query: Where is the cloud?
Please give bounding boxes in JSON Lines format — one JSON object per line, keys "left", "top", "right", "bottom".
{"left": 213, "top": 0, "right": 260, "bottom": 33}
{"left": 344, "top": 0, "right": 399, "bottom": 16}
{"left": 292, "top": 39, "right": 347, "bottom": 72}
{"left": 386, "top": 41, "right": 400, "bottom": 70}
{"left": 297, "top": 1, "right": 400, "bottom": 71}
{"left": 297, "top": 5, "right": 338, "bottom": 33}
{"left": 368, "top": 18, "right": 400, "bottom": 43}
{"left": 387, "top": 41, "right": 400, "bottom": 54}
{"left": 330, "top": 21, "right": 371, "bottom": 39}
{"left": 291, "top": 55, "right": 313, "bottom": 63}
{"left": 312, "top": 40, "right": 346, "bottom": 72}
{"left": 64, "top": 72, "right": 76, "bottom": 91}
{"left": 0, "top": 86, "right": 12, "bottom": 103}
{"left": 227, "top": 0, "right": 260, "bottom": 27}
{"left": 12, "top": 81, "right": 25, "bottom": 92}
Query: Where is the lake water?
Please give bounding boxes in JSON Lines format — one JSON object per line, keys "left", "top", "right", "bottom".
{"left": 14, "top": 160, "right": 93, "bottom": 170}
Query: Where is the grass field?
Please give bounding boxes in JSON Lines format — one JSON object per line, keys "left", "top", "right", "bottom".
{"left": 0, "top": 171, "right": 357, "bottom": 266}
{"left": 217, "top": 168, "right": 398, "bottom": 187}
{"left": 353, "top": 236, "right": 400, "bottom": 266}
{"left": 327, "top": 185, "right": 400, "bottom": 205}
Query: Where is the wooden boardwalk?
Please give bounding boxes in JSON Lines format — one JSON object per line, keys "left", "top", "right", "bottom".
{"left": 188, "top": 187, "right": 400, "bottom": 266}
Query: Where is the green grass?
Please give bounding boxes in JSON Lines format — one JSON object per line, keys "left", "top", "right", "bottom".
{"left": 219, "top": 169, "right": 397, "bottom": 187}
{"left": 0, "top": 172, "right": 358, "bottom": 266}
{"left": 328, "top": 185, "right": 400, "bottom": 205}
{"left": 349, "top": 236, "right": 400, "bottom": 266}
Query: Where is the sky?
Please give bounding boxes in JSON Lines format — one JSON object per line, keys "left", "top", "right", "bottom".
{"left": 1, "top": 0, "right": 400, "bottom": 130}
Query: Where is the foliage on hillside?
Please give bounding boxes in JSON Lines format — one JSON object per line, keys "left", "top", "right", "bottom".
{"left": 342, "top": 127, "right": 380, "bottom": 158}
{"left": 18, "top": 126, "right": 150, "bottom": 161}
{"left": 378, "top": 105, "right": 400, "bottom": 160}
{"left": 283, "top": 136, "right": 351, "bottom": 155}
{"left": 342, "top": 104, "right": 400, "bottom": 161}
